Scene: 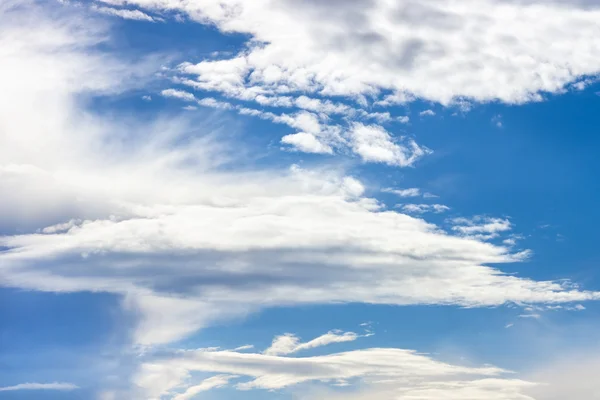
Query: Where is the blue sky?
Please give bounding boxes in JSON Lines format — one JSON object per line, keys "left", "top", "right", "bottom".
{"left": 1, "top": 1, "right": 600, "bottom": 399}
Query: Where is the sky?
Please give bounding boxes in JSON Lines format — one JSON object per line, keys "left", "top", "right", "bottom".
{"left": 1, "top": 0, "right": 600, "bottom": 399}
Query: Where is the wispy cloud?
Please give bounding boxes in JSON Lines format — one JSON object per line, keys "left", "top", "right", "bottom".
{"left": 382, "top": 187, "right": 421, "bottom": 197}
{"left": 264, "top": 330, "right": 360, "bottom": 356}
{"left": 400, "top": 204, "right": 450, "bottom": 214}
{"left": 0, "top": 382, "right": 79, "bottom": 392}
{"left": 92, "top": 5, "right": 156, "bottom": 22}
{"left": 135, "top": 330, "right": 533, "bottom": 399}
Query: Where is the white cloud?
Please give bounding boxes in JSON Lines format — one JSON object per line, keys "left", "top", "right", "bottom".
{"left": 281, "top": 132, "right": 333, "bottom": 154}
{"left": 264, "top": 330, "right": 359, "bottom": 356}
{"left": 2, "top": 0, "right": 600, "bottom": 363}
{"left": 348, "top": 123, "right": 429, "bottom": 166}
{"left": 134, "top": 330, "right": 537, "bottom": 399}
{"left": 0, "top": 382, "right": 79, "bottom": 392}
{"left": 382, "top": 187, "right": 421, "bottom": 197}
{"left": 121, "top": 0, "right": 600, "bottom": 106}
{"left": 400, "top": 204, "right": 450, "bottom": 214}
{"left": 161, "top": 89, "right": 197, "bottom": 102}
{"left": 518, "top": 313, "right": 541, "bottom": 319}
{"left": 232, "top": 345, "right": 254, "bottom": 352}
{"left": 451, "top": 216, "right": 513, "bottom": 240}
{"left": 92, "top": 5, "right": 156, "bottom": 22}
{"left": 172, "top": 375, "right": 237, "bottom": 400}
{"left": 420, "top": 109, "right": 436, "bottom": 117}
{"left": 197, "top": 97, "right": 234, "bottom": 109}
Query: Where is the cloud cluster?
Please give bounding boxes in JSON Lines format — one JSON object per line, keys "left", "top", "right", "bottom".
{"left": 107, "top": 0, "right": 600, "bottom": 107}
{"left": 103, "top": 0, "right": 600, "bottom": 164}
{"left": 161, "top": 87, "right": 422, "bottom": 162}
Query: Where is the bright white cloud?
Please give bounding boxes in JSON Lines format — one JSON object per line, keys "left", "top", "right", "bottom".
{"left": 348, "top": 123, "right": 429, "bottom": 166}
{"left": 0, "top": 382, "right": 79, "bottom": 392}
{"left": 281, "top": 132, "right": 333, "bottom": 154}
{"left": 92, "top": 5, "right": 156, "bottom": 22}
{"left": 420, "top": 109, "right": 436, "bottom": 117}
{"left": 134, "top": 330, "right": 536, "bottom": 399}
{"left": 120, "top": 0, "right": 600, "bottom": 106}
{"left": 401, "top": 204, "right": 450, "bottom": 214}
{"left": 197, "top": 97, "right": 234, "bottom": 109}
{"left": 172, "top": 375, "right": 237, "bottom": 400}
{"left": 382, "top": 187, "right": 421, "bottom": 197}
{"left": 161, "top": 89, "right": 197, "bottom": 102}
{"left": 264, "top": 330, "right": 359, "bottom": 356}
{"left": 451, "top": 216, "right": 513, "bottom": 240}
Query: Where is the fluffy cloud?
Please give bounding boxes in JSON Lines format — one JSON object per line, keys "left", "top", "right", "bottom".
{"left": 95, "top": 0, "right": 600, "bottom": 167}
{"left": 281, "top": 132, "right": 333, "bottom": 154}
{"left": 451, "top": 216, "right": 513, "bottom": 240}
{"left": 348, "top": 123, "right": 429, "bottom": 166}
{"left": 114, "top": 0, "right": 600, "bottom": 106}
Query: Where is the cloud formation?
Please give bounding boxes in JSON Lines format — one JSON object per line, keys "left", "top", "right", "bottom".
{"left": 134, "top": 329, "right": 536, "bottom": 399}
{"left": 1, "top": 1, "right": 599, "bottom": 353}
{"left": 112, "top": 0, "right": 600, "bottom": 106}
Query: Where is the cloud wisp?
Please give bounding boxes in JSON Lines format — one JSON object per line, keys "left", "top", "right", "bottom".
{"left": 0, "top": 382, "right": 79, "bottom": 392}
{"left": 134, "top": 329, "right": 537, "bottom": 399}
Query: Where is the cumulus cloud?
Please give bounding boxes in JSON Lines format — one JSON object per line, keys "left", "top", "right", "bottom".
{"left": 119, "top": 0, "right": 600, "bottom": 106}
{"left": 0, "top": 382, "right": 79, "bottom": 392}
{"left": 281, "top": 132, "right": 333, "bottom": 154}
{"left": 348, "top": 123, "right": 429, "bottom": 166}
